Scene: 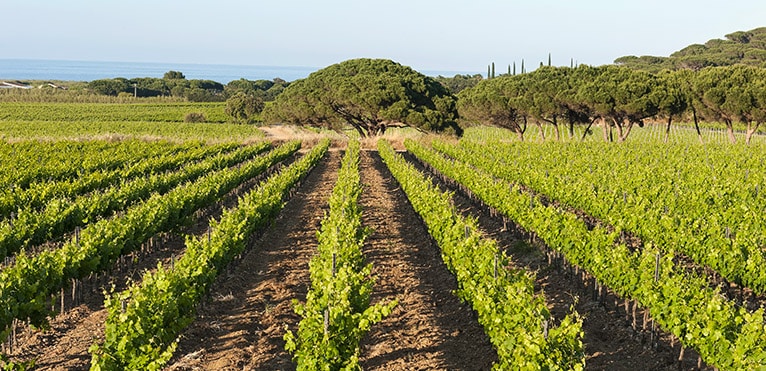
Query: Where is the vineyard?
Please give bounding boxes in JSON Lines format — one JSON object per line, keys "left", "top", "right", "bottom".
{"left": 0, "top": 102, "right": 259, "bottom": 143}
{"left": 0, "top": 98, "right": 765, "bottom": 370}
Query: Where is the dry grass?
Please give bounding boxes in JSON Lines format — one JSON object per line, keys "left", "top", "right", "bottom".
{"left": 259, "top": 124, "right": 346, "bottom": 150}
{"left": 359, "top": 127, "right": 426, "bottom": 150}
{"left": 259, "top": 124, "right": 442, "bottom": 151}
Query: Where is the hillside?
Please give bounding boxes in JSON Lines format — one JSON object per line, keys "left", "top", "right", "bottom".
{"left": 614, "top": 27, "right": 766, "bottom": 71}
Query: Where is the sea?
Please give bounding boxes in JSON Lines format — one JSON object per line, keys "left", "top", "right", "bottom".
{"left": 0, "top": 59, "right": 474, "bottom": 84}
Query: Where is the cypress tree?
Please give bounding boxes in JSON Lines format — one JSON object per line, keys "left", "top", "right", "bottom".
{"left": 507, "top": 64, "right": 511, "bottom": 75}
{"left": 513, "top": 62, "right": 516, "bottom": 75}
{"left": 491, "top": 62, "right": 495, "bottom": 79}
{"left": 548, "top": 53, "right": 552, "bottom": 66}
{"left": 521, "top": 59, "right": 525, "bottom": 74}
{"left": 487, "top": 64, "right": 490, "bottom": 79}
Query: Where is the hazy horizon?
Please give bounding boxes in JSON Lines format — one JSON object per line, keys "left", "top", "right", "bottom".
{"left": 2, "top": 1, "right": 765, "bottom": 73}
{"left": 0, "top": 58, "right": 479, "bottom": 82}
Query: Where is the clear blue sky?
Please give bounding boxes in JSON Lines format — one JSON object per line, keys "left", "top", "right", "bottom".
{"left": 2, "top": 0, "right": 764, "bottom": 74}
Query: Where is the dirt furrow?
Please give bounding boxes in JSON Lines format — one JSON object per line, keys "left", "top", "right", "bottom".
{"left": 8, "top": 154, "right": 292, "bottom": 370}
{"left": 358, "top": 150, "right": 497, "bottom": 370}
{"left": 166, "top": 150, "right": 340, "bottom": 371}
{"left": 405, "top": 152, "right": 706, "bottom": 370}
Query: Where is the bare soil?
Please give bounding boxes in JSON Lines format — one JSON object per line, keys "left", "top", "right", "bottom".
{"left": 357, "top": 150, "right": 497, "bottom": 370}
{"left": 5, "top": 155, "right": 291, "bottom": 370}
{"left": 168, "top": 149, "right": 499, "bottom": 371}
{"left": 405, "top": 153, "right": 710, "bottom": 370}
{"left": 9, "top": 236, "right": 203, "bottom": 370}
{"left": 165, "top": 150, "right": 341, "bottom": 370}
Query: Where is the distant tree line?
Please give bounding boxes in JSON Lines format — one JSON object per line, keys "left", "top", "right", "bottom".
{"left": 458, "top": 64, "right": 766, "bottom": 144}
{"left": 77, "top": 33, "right": 766, "bottom": 142}
{"left": 615, "top": 27, "right": 766, "bottom": 72}
{"left": 253, "top": 58, "right": 766, "bottom": 144}
{"left": 86, "top": 70, "right": 290, "bottom": 103}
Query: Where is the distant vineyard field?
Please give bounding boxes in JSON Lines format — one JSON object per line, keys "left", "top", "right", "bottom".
{"left": 0, "top": 102, "right": 228, "bottom": 122}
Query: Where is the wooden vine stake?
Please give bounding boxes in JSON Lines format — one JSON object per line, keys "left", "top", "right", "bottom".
{"left": 632, "top": 300, "right": 638, "bottom": 330}
{"left": 323, "top": 309, "right": 329, "bottom": 336}
{"left": 60, "top": 285, "right": 65, "bottom": 315}
{"left": 651, "top": 252, "right": 660, "bottom": 347}
{"left": 332, "top": 253, "right": 336, "bottom": 278}
{"left": 4, "top": 327, "right": 9, "bottom": 355}
{"left": 8, "top": 319, "right": 16, "bottom": 355}
{"left": 678, "top": 345, "right": 685, "bottom": 367}
{"left": 624, "top": 299, "right": 630, "bottom": 323}
{"left": 72, "top": 278, "right": 78, "bottom": 308}
{"left": 593, "top": 278, "right": 598, "bottom": 301}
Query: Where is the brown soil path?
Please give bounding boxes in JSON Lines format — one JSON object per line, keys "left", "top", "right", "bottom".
{"left": 357, "top": 150, "right": 497, "bottom": 370}
{"left": 166, "top": 150, "right": 340, "bottom": 370}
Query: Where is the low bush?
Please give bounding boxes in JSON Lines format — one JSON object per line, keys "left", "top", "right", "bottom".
{"left": 184, "top": 112, "right": 206, "bottom": 123}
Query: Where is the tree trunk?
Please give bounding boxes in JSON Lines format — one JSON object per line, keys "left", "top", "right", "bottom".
{"left": 746, "top": 121, "right": 760, "bottom": 145}
{"left": 580, "top": 117, "right": 597, "bottom": 142}
{"left": 664, "top": 116, "right": 673, "bottom": 143}
{"left": 568, "top": 121, "right": 575, "bottom": 140}
{"left": 725, "top": 119, "right": 736, "bottom": 144}
{"left": 518, "top": 116, "right": 527, "bottom": 141}
{"left": 692, "top": 108, "right": 704, "bottom": 144}
{"left": 613, "top": 118, "right": 625, "bottom": 142}
{"left": 351, "top": 123, "right": 367, "bottom": 138}
{"left": 534, "top": 120, "right": 545, "bottom": 141}
{"left": 619, "top": 121, "right": 636, "bottom": 142}
{"left": 551, "top": 116, "right": 560, "bottom": 141}
{"left": 602, "top": 118, "right": 610, "bottom": 142}
{"left": 540, "top": 116, "right": 561, "bottom": 141}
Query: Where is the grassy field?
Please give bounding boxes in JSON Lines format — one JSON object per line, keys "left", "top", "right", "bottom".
{"left": 0, "top": 101, "right": 264, "bottom": 143}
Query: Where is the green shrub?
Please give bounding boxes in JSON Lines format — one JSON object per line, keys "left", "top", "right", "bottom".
{"left": 184, "top": 112, "right": 206, "bottom": 123}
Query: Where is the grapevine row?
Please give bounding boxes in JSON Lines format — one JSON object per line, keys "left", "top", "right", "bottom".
{"left": 0, "top": 140, "right": 301, "bottom": 340}
{"left": 0, "top": 142, "right": 239, "bottom": 219}
{"left": 0, "top": 140, "right": 178, "bottom": 190}
{"left": 406, "top": 139, "right": 766, "bottom": 370}
{"left": 445, "top": 139, "right": 766, "bottom": 294}
{"left": 284, "top": 140, "right": 396, "bottom": 370}
{"left": 0, "top": 102, "right": 228, "bottom": 123}
{"left": 0, "top": 141, "right": 272, "bottom": 260}
{"left": 0, "top": 120, "right": 264, "bottom": 143}
{"left": 89, "top": 139, "right": 329, "bottom": 370}
{"left": 380, "top": 140, "right": 585, "bottom": 369}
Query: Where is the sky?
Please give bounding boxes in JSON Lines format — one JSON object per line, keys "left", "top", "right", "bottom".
{"left": 1, "top": 0, "right": 765, "bottom": 75}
